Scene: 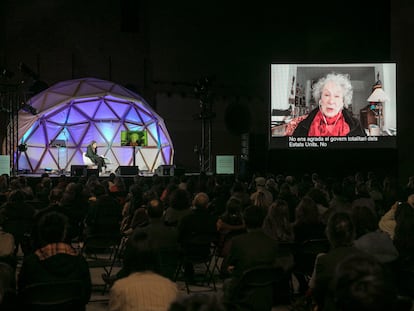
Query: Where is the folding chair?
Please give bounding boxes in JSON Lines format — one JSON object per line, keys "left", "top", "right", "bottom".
{"left": 292, "top": 238, "right": 330, "bottom": 293}
{"left": 19, "top": 279, "right": 88, "bottom": 311}
{"left": 174, "top": 233, "right": 218, "bottom": 293}
{"left": 224, "top": 265, "right": 287, "bottom": 311}
{"left": 81, "top": 233, "right": 123, "bottom": 293}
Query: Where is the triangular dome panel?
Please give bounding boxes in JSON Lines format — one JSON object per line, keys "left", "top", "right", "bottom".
{"left": 94, "top": 101, "right": 119, "bottom": 120}
{"left": 73, "top": 100, "right": 100, "bottom": 119}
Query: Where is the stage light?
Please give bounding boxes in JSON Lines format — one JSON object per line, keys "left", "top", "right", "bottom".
{"left": 20, "top": 102, "right": 38, "bottom": 115}
{"left": 0, "top": 67, "right": 14, "bottom": 79}
{"left": 18, "top": 144, "right": 28, "bottom": 152}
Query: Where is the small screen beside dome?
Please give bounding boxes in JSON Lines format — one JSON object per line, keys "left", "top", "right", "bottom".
{"left": 121, "top": 130, "right": 148, "bottom": 147}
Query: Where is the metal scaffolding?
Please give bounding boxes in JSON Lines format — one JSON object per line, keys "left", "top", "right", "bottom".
{"left": 193, "top": 77, "right": 215, "bottom": 173}
{"left": 0, "top": 83, "right": 24, "bottom": 175}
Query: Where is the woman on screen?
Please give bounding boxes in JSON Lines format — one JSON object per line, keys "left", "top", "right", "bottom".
{"left": 292, "top": 73, "right": 366, "bottom": 137}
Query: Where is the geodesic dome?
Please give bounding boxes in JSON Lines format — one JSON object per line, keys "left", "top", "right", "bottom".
{"left": 17, "top": 77, "right": 174, "bottom": 174}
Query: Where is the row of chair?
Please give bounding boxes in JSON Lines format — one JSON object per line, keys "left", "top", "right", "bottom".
{"left": 17, "top": 236, "right": 331, "bottom": 311}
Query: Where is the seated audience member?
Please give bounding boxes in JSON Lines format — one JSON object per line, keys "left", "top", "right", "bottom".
{"left": 168, "top": 293, "right": 225, "bottom": 311}
{"left": 306, "top": 187, "right": 330, "bottom": 219}
{"left": 103, "top": 199, "right": 179, "bottom": 285}
{"left": 216, "top": 197, "right": 246, "bottom": 259}
{"left": 177, "top": 192, "right": 218, "bottom": 280}
{"left": 162, "top": 189, "right": 192, "bottom": 226}
{"left": 250, "top": 177, "right": 273, "bottom": 208}
{"left": 56, "top": 182, "right": 89, "bottom": 241}
{"left": 351, "top": 205, "right": 398, "bottom": 264}
{"left": 0, "top": 189, "right": 35, "bottom": 256}
{"left": 277, "top": 182, "right": 299, "bottom": 222}
{"left": 332, "top": 253, "right": 398, "bottom": 311}
{"left": 352, "top": 182, "right": 377, "bottom": 217}
{"left": 262, "top": 199, "right": 294, "bottom": 242}
{"left": 312, "top": 212, "right": 364, "bottom": 310}
{"left": 229, "top": 181, "right": 251, "bottom": 209}
{"left": 133, "top": 199, "right": 179, "bottom": 279}
{"left": 0, "top": 262, "right": 17, "bottom": 311}
{"left": 84, "top": 183, "right": 122, "bottom": 239}
{"left": 378, "top": 194, "right": 414, "bottom": 240}
{"left": 293, "top": 196, "right": 326, "bottom": 243}
{"left": 328, "top": 180, "right": 352, "bottom": 213}
{"left": 0, "top": 218, "right": 16, "bottom": 269}
{"left": 222, "top": 205, "right": 279, "bottom": 303}
{"left": 119, "top": 183, "right": 146, "bottom": 234}
{"left": 17, "top": 212, "right": 91, "bottom": 306}
{"left": 108, "top": 230, "right": 179, "bottom": 311}
{"left": 30, "top": 187, "right": 64, "bottom": 250}
{"left": 393, "top": 201, "right": 414, "bottom": 298}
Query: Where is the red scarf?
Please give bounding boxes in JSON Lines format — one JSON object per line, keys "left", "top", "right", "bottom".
{"left": 308, "top": 110, "right": 350, "bottom": 136}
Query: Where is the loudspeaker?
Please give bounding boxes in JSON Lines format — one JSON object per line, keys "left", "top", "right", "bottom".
{"left": 71, "top": 165, "right": 87, "bottom": 177}
{"left": 116, "top": 166, "right": 139, "bottom": 175}
{"left": 155, "top": 165, "right": 175, "bottom": 176}
{"left": 87, "top": 168, "right": 99, "bottom": 177}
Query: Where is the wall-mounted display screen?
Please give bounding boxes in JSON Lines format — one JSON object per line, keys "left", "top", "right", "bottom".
{"left": 216, "top": 155, "right": 235, "bottom": 175}
{"left": 269, "top": 63, "right": 396, "bottom": 149}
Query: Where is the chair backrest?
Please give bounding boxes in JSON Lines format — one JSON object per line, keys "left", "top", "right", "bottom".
{"left": 295, "top": 238, "right": 330, "bottom": 275}
{"left": 182, "top": 232, "right": 218, "bottom": 261}
{"left": 228, "top": 265, "right": 285, "bottom": 311}
{"left": 20, "top": 279, "right": 87, "bottom": 311}
{"left": 82, "top": 153, "right": 94, "bottom": 166}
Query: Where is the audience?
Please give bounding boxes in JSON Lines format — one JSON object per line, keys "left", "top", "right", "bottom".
{"left": 2, "top": 170, "right": 414, "bottom": 310}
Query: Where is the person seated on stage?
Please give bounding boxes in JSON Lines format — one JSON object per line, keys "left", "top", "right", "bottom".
{"left": 85, "top": 140, "right": 106, "bottom": 173}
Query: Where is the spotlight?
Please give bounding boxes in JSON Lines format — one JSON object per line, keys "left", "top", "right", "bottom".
{"left": 18, "top": 144, "right": 28, "bottom": 152}
{"left": 18, "top": 62, "right": 39, "bottom": 80}
{"left": 0, "top": 67, "right": 14, "bottom": 79}
{"left": 20, "top": 102, "right": 37, "bottom": 115}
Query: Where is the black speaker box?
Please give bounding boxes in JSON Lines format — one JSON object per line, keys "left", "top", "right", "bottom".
{"left": 155, "top": 165, "right": 174, "bottom": 176}
{"left": 70, "top": 165, "right": 87, "bottom": 177}
{"left": 116, "top": 166, "right": 139, "bottom": 175}
{"left": 87, "top": 168, "right": 99, "bottom": 177}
